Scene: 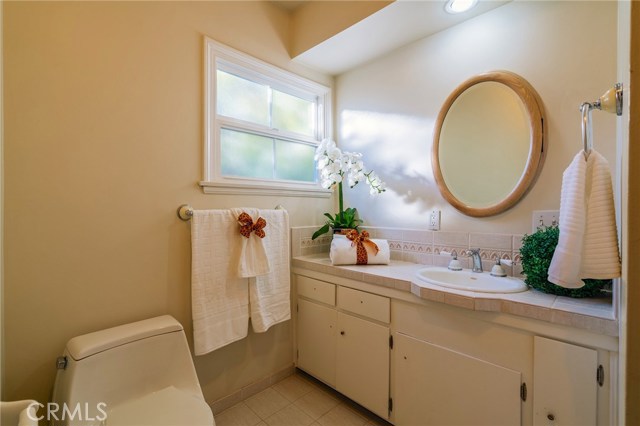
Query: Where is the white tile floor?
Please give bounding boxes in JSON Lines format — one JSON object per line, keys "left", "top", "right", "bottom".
{"left": 215, "top": 371, "right": 391, "bottom": 426}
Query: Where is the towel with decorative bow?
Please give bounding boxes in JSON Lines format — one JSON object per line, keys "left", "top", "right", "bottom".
{"left": 190, "top": 208, "right": 290, "bottom": 355}
{"left": 330, "top": 229, "right": 390, "bottom": 265}
{"left": 233, "top": 208, "right": 270, "bottom": 277}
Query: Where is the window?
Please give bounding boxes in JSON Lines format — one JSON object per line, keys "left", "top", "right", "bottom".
{"left": 201, "top": 38, "right": 332, "bottom": 197}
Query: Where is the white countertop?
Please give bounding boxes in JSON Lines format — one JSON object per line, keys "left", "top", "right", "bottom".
{"left": 292, "top": 254, "right": 617, "bottom": 336}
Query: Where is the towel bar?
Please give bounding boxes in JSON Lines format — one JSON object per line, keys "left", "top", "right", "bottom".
{"left": 177, "top": 204, "right": 286, "bottom": 221}
{"left": 177, "top": 204, "right": 194, "bottom": 221}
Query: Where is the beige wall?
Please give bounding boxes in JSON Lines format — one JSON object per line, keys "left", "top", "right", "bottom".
{"left": 336, "top": 1, "right": 618, "bottom": 235}
{"left": 2, "top": 1, "right": 333, "bottom": 404}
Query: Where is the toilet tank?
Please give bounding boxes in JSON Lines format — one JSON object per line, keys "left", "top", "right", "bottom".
{"left": 51, "top": 315, "right": 204, "bottom": 425}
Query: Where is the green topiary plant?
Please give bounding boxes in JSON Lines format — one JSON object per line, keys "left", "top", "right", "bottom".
{"left": 519, "top": 225, "right": 610, "bottom": 298}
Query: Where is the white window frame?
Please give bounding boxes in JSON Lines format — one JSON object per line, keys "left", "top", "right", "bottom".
{"left": 201, "top": 37, "right": 332, "bottom": 197}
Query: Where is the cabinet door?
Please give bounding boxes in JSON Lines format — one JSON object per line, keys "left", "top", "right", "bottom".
{"left": 394, "top": 333, "right": 522, "bottom": 426}
{"left": 297, "top": 298, "right": 337, "bottom": 386}
{"left": 336, "top": 312, "right": 390, "bottom": 419}
{"left": 533, "top": 336, "right": 597, "bottom": 426}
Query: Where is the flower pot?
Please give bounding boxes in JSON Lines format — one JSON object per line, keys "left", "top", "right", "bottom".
{"left": 332, "top": 228, "right": 354, "bottom": 239}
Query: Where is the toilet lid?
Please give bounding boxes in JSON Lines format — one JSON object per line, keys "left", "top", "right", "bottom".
{"left": 105, "top": 386, "right": 214, "bottom": 426}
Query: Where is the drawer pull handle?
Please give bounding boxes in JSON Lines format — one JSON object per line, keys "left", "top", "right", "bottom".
{"left": 340, "top": 331, "right": 345, "bottom": 335}
{"left": 547, "top": 414, "right": 555, "bottom": 421}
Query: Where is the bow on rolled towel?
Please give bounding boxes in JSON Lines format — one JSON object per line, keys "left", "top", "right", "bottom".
{"left": 346, "top": 229, "right": 379, "bottom": 265}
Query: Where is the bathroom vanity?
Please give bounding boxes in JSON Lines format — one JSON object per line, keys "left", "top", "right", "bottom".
{"left": 292, "top": 255, "right": 617, "bottom": 426}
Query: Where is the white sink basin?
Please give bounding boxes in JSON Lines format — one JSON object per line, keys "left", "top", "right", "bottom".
{"left": 415, "top": 267, "right": 528, "bottom": 293}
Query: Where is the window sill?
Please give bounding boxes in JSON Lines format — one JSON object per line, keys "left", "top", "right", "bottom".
{"left": 199, "top": 181, "right": 332, "bottom": 198}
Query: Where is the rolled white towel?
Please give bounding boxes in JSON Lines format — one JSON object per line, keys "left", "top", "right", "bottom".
{"left": 330, "top": 235, "right": 390, "bottom": 265}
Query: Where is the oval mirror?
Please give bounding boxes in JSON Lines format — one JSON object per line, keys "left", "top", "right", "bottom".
{"left": 432, "top": 71, "right": 545, "bottom": 217}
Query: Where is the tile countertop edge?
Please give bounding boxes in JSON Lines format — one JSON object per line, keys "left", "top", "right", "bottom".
{"left": 292, "top": 255, "right": 618, "bottom": 337}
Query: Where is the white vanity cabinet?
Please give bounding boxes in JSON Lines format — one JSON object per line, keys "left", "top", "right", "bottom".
{"left": 293, "top": 267, "right": 616, "bottom": 426}
{"left": 533, "top": 336, "right": 599, "bottom": 426}
{"left": 297, "top": 297, "right": 337, "bottom": 386}
{"left": 296, "top": 275, "right": 338, "bottom": 386}
{"left": 394, "top": 333, "right": 522, "bottom": 426}
{"left": 391, "top": 299, "right": 529, "bottom": 425}
{"left": 335, "top": 286, "right": 390, "bottom": 418}
{"left": 295, "top": 275, "right": 391, "bottom": 419}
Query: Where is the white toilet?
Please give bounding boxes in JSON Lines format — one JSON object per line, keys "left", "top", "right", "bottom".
{"left": 0, "top": 400, "right": 38, "bottom": 426}
{"left": 51, "top": 315, "right": 215, "bottom": 426}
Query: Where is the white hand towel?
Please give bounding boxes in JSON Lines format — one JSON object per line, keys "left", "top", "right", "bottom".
{"left": 581, "top": 151, "right": 621, "bottom": 279}
{"left": 548, "top": 150, "right": 621, "bottom": 288}
{"left": 231, "top": 208, "right": 270, "bottom": 278}
{"left": 548, "top": 153, "right": 586, "bottom": 288}
{"left": 330, "top": 236, "right": 390, "bottom": 265}
{"left": 250, "top": 209, "right": 291, "bottom": 333}
{"left": 191, "top": 210, "right": 249, "bottom": 355}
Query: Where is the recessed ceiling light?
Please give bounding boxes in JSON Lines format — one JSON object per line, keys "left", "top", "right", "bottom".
{"left": 444, "top": 0, "right": 478, "bottom": 14}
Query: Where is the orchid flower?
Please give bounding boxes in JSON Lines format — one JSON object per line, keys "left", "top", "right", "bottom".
{"left": 312, "top": 139, "right": 387, "bottom": 240}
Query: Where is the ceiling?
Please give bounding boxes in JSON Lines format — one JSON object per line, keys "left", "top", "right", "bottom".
{"left": 290, "top": 0, "right": 510, "bottom": 75}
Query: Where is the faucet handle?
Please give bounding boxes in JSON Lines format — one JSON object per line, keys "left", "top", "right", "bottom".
{"left": 490, "top": 259, "right": 508, "bottom": 277}
{"left": 447, "top": 255, "right": 463, "bottom": 271}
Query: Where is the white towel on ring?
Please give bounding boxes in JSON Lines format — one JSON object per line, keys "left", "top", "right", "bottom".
{"left": 190, "top": 209, "right": 249, "bottom": 355}
{"left": 548, "top": 150, "right": 621, "bottom": 288}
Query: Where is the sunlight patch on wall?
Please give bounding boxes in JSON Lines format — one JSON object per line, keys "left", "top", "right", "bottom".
{"left": 338, "top": 109, "right": 442, "bottom": 227}
{"left": 340, "top": 109, "right": 434, "bottom": 178}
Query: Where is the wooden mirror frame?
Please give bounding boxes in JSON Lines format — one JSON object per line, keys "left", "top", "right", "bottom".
{"left": 432, "top": 71, "right": 546, "bottom": 217}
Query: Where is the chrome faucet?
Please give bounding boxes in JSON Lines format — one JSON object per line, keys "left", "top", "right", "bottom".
{"left": 466, "top": 249, "right": 483, "bottom": 273}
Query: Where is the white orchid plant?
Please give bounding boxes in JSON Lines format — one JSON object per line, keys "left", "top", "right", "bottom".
{"left": 312, "top": 138, "right": 386, "bottom": 240}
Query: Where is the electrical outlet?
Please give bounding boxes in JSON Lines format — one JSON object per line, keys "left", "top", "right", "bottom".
{"left": 532, "top": 210, "right": 559, "bottom": 232}
{"left": 429, "top": 209, "right": 441, "bottom": 231}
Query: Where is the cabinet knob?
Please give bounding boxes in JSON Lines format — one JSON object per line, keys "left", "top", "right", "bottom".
{"left": 547, "top": 414, "right": 555, "bottom": 421}
{"left": 340, "top": 331, "right": 345, "bottom": 335}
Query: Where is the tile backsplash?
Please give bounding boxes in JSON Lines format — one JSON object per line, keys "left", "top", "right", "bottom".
{"left": 291, "top": 226, "right": 525, "bottom": 278}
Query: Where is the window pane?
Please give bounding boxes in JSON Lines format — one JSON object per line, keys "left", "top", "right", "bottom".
{"left": 221, "top": 129, "right": 273, "bottom": 179}
{"left": 275, "top": 140, "right": 315, "bottom": 182}
{"left": 217, "top": 70, "right": 269, "bottom": 126}
{"left": 272, "top": 90, "right": 315, "bottom": 137}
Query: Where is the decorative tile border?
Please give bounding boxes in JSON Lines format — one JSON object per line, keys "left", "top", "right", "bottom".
{"left": 291, "top": 226, "right": 527, "bottom": 277}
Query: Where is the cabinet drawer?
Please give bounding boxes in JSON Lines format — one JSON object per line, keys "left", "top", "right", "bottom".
{"left": 338, "top": 287, "right": 390, "bottom": 324}
{"left": 297, "top": 276, "right": 336, "bottom": 306}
